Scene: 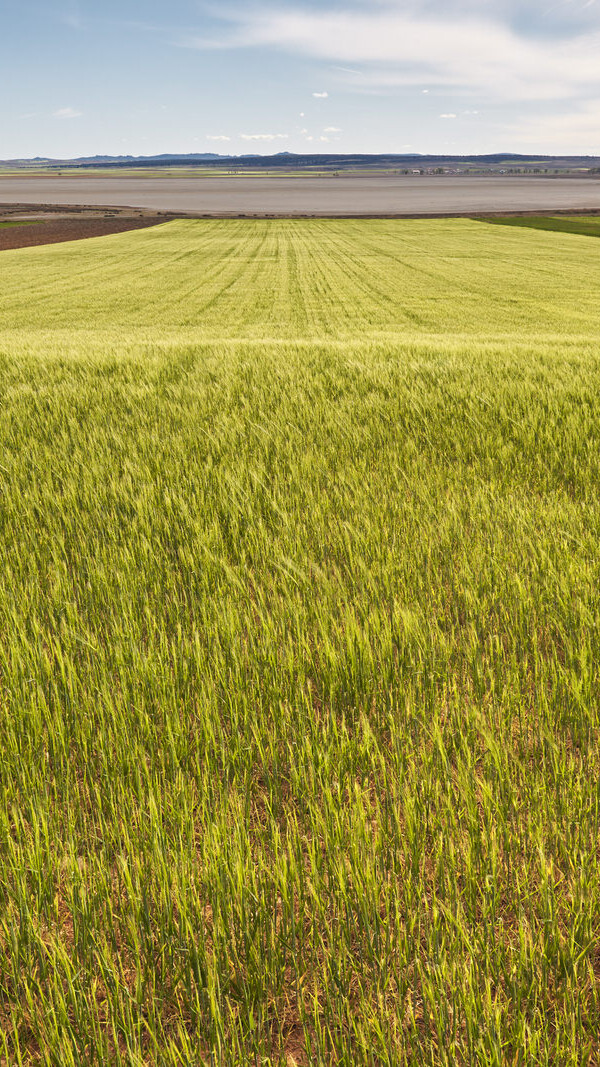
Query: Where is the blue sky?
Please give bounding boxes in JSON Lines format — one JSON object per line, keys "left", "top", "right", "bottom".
{"left": 3, "top": 0, "right": 600, "bottom": 158}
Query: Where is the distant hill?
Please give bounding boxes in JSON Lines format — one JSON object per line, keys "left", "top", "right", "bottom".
{"left": 3, "top": 152, "right": 600, "bottom": 173}
{"left": 1, "top": 152, "right": 225, "bottom": 166}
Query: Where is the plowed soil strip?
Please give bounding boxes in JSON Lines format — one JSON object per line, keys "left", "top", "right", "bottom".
{"left": 0, "top": 213, "right": 176, "bottom": 251}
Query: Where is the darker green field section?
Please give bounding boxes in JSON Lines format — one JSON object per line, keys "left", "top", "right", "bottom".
{"left": 0, "top": 219, "right": 39, "bottom": 229}
{"left": 482, "top": 213, "right": 600, "bottom": 238}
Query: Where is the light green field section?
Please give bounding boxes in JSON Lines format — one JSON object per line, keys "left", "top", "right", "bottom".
{"left": 1, "top": 217, "right": 598, "bottom": 342}
{"left": 1, "top": 221, "right": 600, "bottom": 1064}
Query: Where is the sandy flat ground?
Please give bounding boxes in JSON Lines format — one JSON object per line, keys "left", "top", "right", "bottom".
{"left": 2, "top": 174, "right": 600, "bottom": 215}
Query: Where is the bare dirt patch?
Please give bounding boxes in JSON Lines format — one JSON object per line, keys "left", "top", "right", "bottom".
{"left": 0, "top": 204, "right": 178, "bottom": 250}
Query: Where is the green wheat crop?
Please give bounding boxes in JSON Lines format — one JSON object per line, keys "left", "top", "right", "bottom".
{"left": 483, "top": 213, "right": 600, "bottom": 239}
{"left": 1, "top": 220, "right": 600, "bottom": 1064}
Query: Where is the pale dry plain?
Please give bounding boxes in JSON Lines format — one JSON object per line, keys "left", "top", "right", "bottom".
{"left": 2, "top": 172, "right": 600, "bottom": 214}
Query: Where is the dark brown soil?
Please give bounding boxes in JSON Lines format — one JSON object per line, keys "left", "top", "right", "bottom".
{"left": 0, "top": 206, "right": 178, "bottom": 251}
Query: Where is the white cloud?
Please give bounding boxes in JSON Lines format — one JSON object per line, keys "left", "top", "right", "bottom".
{"left": 206, "top": 134, "right": 231, "bottom": 141}
{"left": 53, "top": 107, "right": 82, "bottom": 119}
{"left": 194, "top": 6, "right": 600, "bottom": 105}
{"left": 240, "top": 132, "right": 289, "bottom": 140}
{"left": 333, "top": 65, "right": 363, "bottom": 76}
{"left": 312, "top": 91, "right": 329, "bottom": 98}
{"left": 323, "top": 126, "right": 342, "bottom": 132}
{"left": 440, "top": 113, "right": 457, "bottom": 118}
{"left": 507, "top": 98, "right": 600, "bottom": 149}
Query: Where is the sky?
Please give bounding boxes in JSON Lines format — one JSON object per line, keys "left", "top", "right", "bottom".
{"left": 2, "top": 0, "right": 600, "bottom": 158}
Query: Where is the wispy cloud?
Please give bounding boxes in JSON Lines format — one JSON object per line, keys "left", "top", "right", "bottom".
{"left": 206, "top": 134, "right": 231, "bottom": 141}
{"left": 440, "top": 113, "right": 457, "bottom": 119}
{"left": 240, "top": 132, "right": 288, "bottom": 140}
{"left": 188, "top": 3, "right": 600, "bottom": 105}
{"left": 332, "top": 66, "right": 363, "bottom": 76}
{"left": 312, "top": 91, "right": 329, "bottom": 98}
{"left": 507, "top": 97, "right": 600, "bottom": 148}
{"left": 61, "top": 1, "right": 82, "bottom": 29}
{"left": 53, "top": 107, "right": 82, "bottom": 119}
{"left": 323, "top": 126, "right": 342, "bottom": 133}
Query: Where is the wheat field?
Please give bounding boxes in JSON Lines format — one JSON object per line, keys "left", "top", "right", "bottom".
{"left": 1, "top": 220, "right": 600, "bottom": 1064}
